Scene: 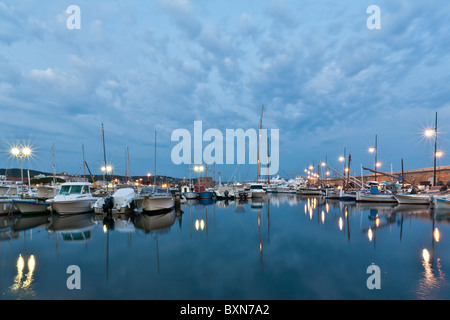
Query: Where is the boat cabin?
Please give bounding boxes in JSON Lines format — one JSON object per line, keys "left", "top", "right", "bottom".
{"left": 59, "top": 183, "right": 91, "bottom": 195}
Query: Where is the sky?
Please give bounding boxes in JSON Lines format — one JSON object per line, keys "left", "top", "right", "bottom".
{"left": 0, "top": 0, "right": 449, "bottom": 182}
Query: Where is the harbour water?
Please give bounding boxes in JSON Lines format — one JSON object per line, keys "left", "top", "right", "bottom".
{"left": 1, "top": 193, "right": 450, "bottom": 300}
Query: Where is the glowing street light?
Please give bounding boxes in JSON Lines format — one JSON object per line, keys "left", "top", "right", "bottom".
{"left": 424, "top": 112, "right": 438, "bottom": 186}
{"left": 10, "top": 144, "right": 33, "bottom": 189}
{"left": 368, "top": 135, "right": 378, "bottom": 181}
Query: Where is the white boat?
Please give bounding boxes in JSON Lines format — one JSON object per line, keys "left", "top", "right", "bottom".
{"left": 249, "top": 183, "right": 266, "bottom": 198}
{"left": 276, "top": 184, "right": 296, "bottom": 194}
{"left": 297, "top": 188, "right": 322, "bottom": 196}
{"left": 432, "top": 194, "right": 450, "bottom": 210}
{"left": 134, "top": 186, "right": 175, "bottom": 212}
{"left": 93, "top": 187, "right": 136, "bottom": 214}
{"left": 13, "top": 185, "right": 59, "bottom": 215}
{"left": 46, "top": 182, "right": 97, "bottom": 215}
{"left": 393, "top": 193, "right": 431, "bottom": 205}
{"left": 324, "top": 188, "right": 340, "bottom": 199}
{"left": 356, "top": 191, "right": 397, "bottom": 203}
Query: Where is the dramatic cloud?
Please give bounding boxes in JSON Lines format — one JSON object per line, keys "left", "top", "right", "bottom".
{"left": 0, "top": 0, "right": 449, "bottom": 180}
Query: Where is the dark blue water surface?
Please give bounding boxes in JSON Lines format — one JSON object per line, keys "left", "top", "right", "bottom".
{"left": 1, "top": 194, "right": 450, "bottom": 300}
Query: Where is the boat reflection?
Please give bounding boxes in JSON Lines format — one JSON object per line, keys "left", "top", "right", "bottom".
{"left": 12, "top": 214, "right": 50, "bottom": 233}
{"left": 132, "top": 208, "right": 176, "bottom": 234}
{"left": 47, "top": 212, "right": 95, "bottom": 242}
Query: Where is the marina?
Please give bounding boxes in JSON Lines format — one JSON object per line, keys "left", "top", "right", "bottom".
{"left": 1, "top": 193, "right": 450, "bottom": 300}
{"left": 2, "top": 0, "right": 450, "bottom": 304}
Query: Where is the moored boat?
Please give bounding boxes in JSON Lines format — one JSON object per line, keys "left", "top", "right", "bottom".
{"left": 356, "top": 191, "right": 397, "bottom": 203}
{"left": 393, "top": 193, "right": 431, "bottom": 205}
{"left": 134, "top": 186, "right": 175, "bottom": 212}
{"left": 93, "top": 187, "right": 136, "bottom": 214}
{"left": 249, "top": 183, "right": 266, "bottom": 198}
{"left": 46, "top": 182, "right": 97, "bottom": 215}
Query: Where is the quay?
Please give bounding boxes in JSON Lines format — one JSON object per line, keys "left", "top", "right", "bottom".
{"left": 325, "top": 165, "right": 450, "bottom": 187}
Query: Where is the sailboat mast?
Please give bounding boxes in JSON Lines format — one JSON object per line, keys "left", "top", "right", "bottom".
{"left": 267, "top": 136, "right": 270, "bottom": 185}
{"left": 52, "top": 144, "right": 56, "bottom": 185}
{"left": 154, "top": 131, "right": 157, "bottom": 186}
{"left": 102, "top": 123, "right": 107, "bottom": 181}
{"left": 257, "top": 105, "right": 264, "bottom": 183}
{"left": 82, "top": 143, "right": 86, "bottom": 179}
{"left": 128, "top": 147, "right": 132, "bottom": 182}
{"left": 125, "top": 148, "right": 128, "bottom": 183}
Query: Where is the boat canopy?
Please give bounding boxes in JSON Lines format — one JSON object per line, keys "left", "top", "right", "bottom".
{"left": 140, "top": 186, "right": 170, "bottom": 196}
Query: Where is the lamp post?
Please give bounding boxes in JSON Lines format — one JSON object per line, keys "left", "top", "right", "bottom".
{"left": 101, "top": 165, "right": 113, "bottom": 191}
{"left": 368, "top": 135, "right": 377, "bottom": 181}
{"left": 10, "top": 145, "right": 32, "bottom": 191}
{"left": 424, "top": 112, "right": 438, "bottom": 186}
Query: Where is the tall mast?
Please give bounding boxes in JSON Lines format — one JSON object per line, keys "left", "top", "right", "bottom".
{"left": 257, "top": 105, "right": 264, "bottom": 183}
{"left": 102, "top": 123, "right": 107, "bottom": 181}
{"left": 128, "top": 147, "right": 132, "bottom": 182}
{"left": 154, "top": 131, "right": 157, "bottom": 186}
{"left": 52, "top": 143, "right": 56, "bottom": 185}
{"left": 82, "top": 143, "right": 86, "bottom": 179}
{"left": 267, "top": 135, "right": 270, "bottom": 185}
{"left": 125, "top": 148, "right": 128, "bottom": 183}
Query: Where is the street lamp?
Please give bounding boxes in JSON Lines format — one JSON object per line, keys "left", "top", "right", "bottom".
{"left": 424, "top": 112, "right": 438, "bottom": 186}
{"left": 10, "top": 145, "right": 33, "bottom": 190}
{"left": 368, "top": 134, "right": 378, "bottom": 181}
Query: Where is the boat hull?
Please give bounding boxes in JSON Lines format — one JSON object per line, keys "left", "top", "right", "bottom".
{"left": 198, "top": 191, "right": 214, "bottom": 199}
{"left": 13, "top": 200, "right": 49, "bottom": 215}
{"left": 49, "top": 198, "right": 96, "bottom": 215}
{"left": 393, "top": 193, "right": 430, "bottom": 205}
{"left": 433, "top": 196, "right": 450, "bottom": 210}
{"left": 135, "top": 196, "right": 175, "bottom": 212}
{"left": 356, "top": 193, "right": 397, "bottom": 203}
{"left": 183, "top": 191, "right": 198, "bottom": 199}
{"left": 251, "top": 191, "right": 266, "bottom": 198}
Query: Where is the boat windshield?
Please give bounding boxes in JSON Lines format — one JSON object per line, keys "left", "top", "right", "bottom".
{"left": 140, "top": 186, "right": 169, "bottom": 196}
{"left": 59, "top": 185, "right": 89, "bottom": 195}
{"left": 250, "top": 185, "right": 263, "bottom": 189}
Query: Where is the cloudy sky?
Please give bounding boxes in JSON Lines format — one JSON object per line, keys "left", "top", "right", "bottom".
{"left": 0, "top": 0, "right": 449, "bottom": 182}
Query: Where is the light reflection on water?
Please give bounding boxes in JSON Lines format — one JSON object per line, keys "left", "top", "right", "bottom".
{"left": 0, "top": 193, "right": 449, "bottom": 300}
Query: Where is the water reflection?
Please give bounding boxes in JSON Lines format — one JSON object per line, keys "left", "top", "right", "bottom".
{"left": 1, "top": 194, "right": 450, "bottom": 299}
{"left": 47, "top": 213, "right": 95, "bottom": 242}
{"left": 10, "top": 253, "right": 36, "bottom": 297}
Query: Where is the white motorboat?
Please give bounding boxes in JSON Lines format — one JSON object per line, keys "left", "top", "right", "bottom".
{"left": 393, "top": 193, "right": 431, "bottom": 205}
{"left": 46, "top": 182, "right": 97, "bottom": 215}
{"left": 93, "top": 187, "right": 136, "bottom": 214}
{"left": 134, "top": 186, "right": 175, "bottom": 212}
{"left": 249, "top": 183, "right": 266, "bottom": 198}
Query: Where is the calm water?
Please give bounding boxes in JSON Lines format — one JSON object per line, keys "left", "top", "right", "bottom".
{"left": 1, "top": 194, "right": 450, "bottom": 300}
